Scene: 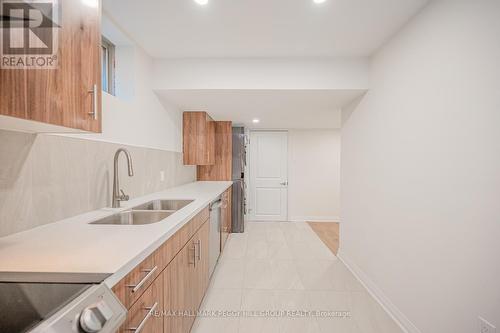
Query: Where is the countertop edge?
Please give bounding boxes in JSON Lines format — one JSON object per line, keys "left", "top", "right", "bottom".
{"left": 104, "top": 181, "right": 232, "bottom": 288}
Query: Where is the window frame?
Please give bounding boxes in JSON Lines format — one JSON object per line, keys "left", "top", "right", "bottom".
{"left": 101, "top": 36, "right": 116, "bottom": 96}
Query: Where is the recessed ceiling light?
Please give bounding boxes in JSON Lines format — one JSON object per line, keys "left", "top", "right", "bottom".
{"left": 194, "top": 0, "right": 208, "bottom": 5}
{"left": 252, "top": 119, "right": 260, "bottom": 124}
{"left": 313, "top": 0, "right": 327, "bottom": 3}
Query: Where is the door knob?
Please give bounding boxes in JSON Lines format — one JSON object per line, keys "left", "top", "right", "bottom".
{"left": 280, "top": 181, "right": 288, "bottom": 186}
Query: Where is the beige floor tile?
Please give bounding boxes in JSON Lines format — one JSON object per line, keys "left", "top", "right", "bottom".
{"left": 270, "top": 260, "right": 304, "bottom": 290}
{"left": 195, "top": 222, "right": 402, "bottom": 333}
{"left": 191, "top": 317, "right": 240, "bottom": 333}
{"left": 316, "top": 317, "right": 359, "bottom": 333}
{"left": 243, "top": 259, "right": 275, "bottom": 289}
{"left": 221, "top": 234, "right": 248, "bottom": 260}
{"left": 266, "top": 226, "right": 286, "bottom": 243}
{"left": 274, "top": 290, "right": 312, "bottom": 310}
{"left": 241, "top": 289, "right": 277, "bottom": 311}
{"left": 351, "top": 291, "right": 402, "bottom": 333}
{"left": 279, "top": 317, "right": 322, "bottom": 333}
{"left": 200, "top": 288, "right": 242, "bottom": 311}
{"left": 246, "top": 238, "right": 270, "bottom": 259}
{"left": 296, "top": 259, "right": 342, "bottom": 290}
{"left": 211, "top": 259, "right": 245, "bottom": 289}
{"left": 239, "top": 317, "right": 280, "bottom": 333}
{"left": 267, "top": 241, "right": 294, "bottom": 260}
{"left": 306, "top": 291, "right": 358, "bottom": 333}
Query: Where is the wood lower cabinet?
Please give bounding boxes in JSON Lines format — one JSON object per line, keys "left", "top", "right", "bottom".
{"left": 221, "top": 187, "right": 232, "bottom": 251}
{"left": 112, "top": 200, "right": 228, "bottom": 333}
{"left": 193, "top": 220, "right": 210, "bottom": 309}
{"left": 113, "top": 249, "right": 162, "bottom": 310}
{"left": 164, "top": 232, "right": 196, "bottom": 333}
{"left": 118, "top": 271, "right": 164, "bottom": 333}
{"left": 0, "top": 0, "right": 102, "bottom": 133}
{"left": 165, "top": 219, "right": 210, "bottom": 333}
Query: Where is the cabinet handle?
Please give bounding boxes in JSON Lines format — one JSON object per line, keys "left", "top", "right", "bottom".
{"left": 126, "top": 266, "right": 158, "bottom": 293}
{"left": 189, "top": 244, "right": 196, "bottom": 267}
{"left": 126, "top": 302, "right": 158, "bottom": 333}
{"left": 195, "top": 240, "right": 202, "bottom": 261}
{"left": 88, "top": 84, "right": 98, "bottom": 120}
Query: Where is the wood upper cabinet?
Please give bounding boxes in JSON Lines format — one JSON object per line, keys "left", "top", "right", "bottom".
{"left": 197, "top": 121, "right": 233, "bottom": 181}
{"left": 0, "top": 0, "right": 102, "bottom": 133}
{"left": 118, "top": 271, "right": 164, "bottom": 333}
{"left": 183, "top": 112, "right": 215, "bottom": 165}
{"left": 221, "top": 187, "right": 232, "bottom": 251}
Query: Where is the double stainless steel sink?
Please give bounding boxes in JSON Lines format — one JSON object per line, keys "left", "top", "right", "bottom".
{"left": 90, "top": 200, "right": 194, "bottom": 225}
{"left": 130, "top": 199, "right": 193, "bottom": 212}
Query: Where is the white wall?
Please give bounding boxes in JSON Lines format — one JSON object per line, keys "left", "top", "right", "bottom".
{"left": 288, "top": 129, "right": 340, "bottom": 221}
{"left": 340, "top": 1, "right": 500, "bottom": 333}
{"left": 153, "top": 58, "right": 369, "bottom": 90}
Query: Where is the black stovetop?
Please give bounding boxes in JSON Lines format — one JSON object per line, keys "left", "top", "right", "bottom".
{"left": 0, "top": 272, "right": 109, "bottom": 333}
{"left": 0, "top": 282, "right": 91, "bottom": 333}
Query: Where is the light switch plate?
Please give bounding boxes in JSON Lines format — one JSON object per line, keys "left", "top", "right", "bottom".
{"left": 160, "top": 171, "right": 165, "bottom": 182}
{"left": 479, "top": 317, "right": 496, "bottom": 333}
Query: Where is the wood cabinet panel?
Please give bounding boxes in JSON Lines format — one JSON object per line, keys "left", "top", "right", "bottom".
{"left": 193, "top": 220, "right": 210, "bottom": 310}
{"left": 0, "top": 0, "right": 101, "bottom": 132}
{"left": 164, "top": 234, "right": 197, "bottom": 333}
{"left": 113, "top": 207, "right": 210, "bottom": 309}
{"left": 159, "top": 207, "right": 209, "bottom": 268}
{"left": 112, "top": 249, "right": 162, "bottom": 310}
{"left": 118, "top": 272, "right": 164, "bottom": 333}
{"left": 164, "top": 219, "right": 210, "bottom": 333}
{"left": 113, "top": 207, "right": 209, "bottom": 310}
{"left": 183, "top": 112, "right": 215, "bottom": 165}
{"left": 111, "top": 203, "right": 217, "bottom": 333}
{"left": 197, "top": 121, "right": 233, "bottom": 181}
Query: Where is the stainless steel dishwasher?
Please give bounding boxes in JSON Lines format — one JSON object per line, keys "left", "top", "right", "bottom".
{"left": 209, "top": 196, "right": 223, "bottom": 277}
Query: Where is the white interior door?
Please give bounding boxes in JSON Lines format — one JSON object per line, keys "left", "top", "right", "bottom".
{"left": 249, "top": 131, "right": 288, "bottom": 221}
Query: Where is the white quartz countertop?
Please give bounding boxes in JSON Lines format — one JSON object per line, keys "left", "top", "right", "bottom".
{"left": 0, "top": 181, "right": 232, "bottom": 287}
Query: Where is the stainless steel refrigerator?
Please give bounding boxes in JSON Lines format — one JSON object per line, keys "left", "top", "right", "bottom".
{"left": 231, "top": 127, "right": 246, "bottom": 233}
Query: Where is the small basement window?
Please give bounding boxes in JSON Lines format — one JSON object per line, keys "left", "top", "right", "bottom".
{"left": 101, "top": 37, "right": 115, "bottom": 95}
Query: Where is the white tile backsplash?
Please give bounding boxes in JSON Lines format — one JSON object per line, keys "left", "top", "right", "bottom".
{"left": 0, "top": 130, "right": 195, "bottom": 237}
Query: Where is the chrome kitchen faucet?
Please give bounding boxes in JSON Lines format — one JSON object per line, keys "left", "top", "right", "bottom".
{"left": 112, "top": 148, "right": 134, "bottom": 208}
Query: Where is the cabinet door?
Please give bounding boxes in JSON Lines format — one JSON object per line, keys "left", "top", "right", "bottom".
{"left": 112, "top": 249, "right": 162, "bottom": 310}
{"left": 0, "top": 0, "right": 101, "bottom": 132}
{"left": 164, "top": 236, "right": 197, "bottom": 333}
{"left": 197, "top": 121, "right": 232, "bottom": 180}
{"left": 164, "top": 220, "right": 211, "bottom": 333}
{"left": 183, "top": 112, "right": 215, "bottom": 165}
{"left": 193, "top": 220, "right": 210, "bottom": 309}
{"left": 118, "top": 272, "right": 164, "bottom": 333}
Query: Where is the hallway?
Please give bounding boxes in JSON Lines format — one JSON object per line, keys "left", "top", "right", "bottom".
{"left": 192, "top": 222, "right": 402, "bottom": 333}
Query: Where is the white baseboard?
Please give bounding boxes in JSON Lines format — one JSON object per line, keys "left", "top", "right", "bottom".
{"left": 337, "top": 251, "right": 422, "bottom": 333}
{"left": 289, "top": 216, "right": 340, "bottom": 223}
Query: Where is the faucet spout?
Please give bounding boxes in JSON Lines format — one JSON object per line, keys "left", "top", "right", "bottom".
{"left": 112, "top": 148, "right": 134, "bottom": 208}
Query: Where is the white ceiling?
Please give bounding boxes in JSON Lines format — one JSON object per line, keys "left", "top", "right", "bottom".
{"left": 103, "top": 0, "right": 428, "bottom": 58}
{"left": 157, "top": 89, "right": 365, "bottom": 128}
